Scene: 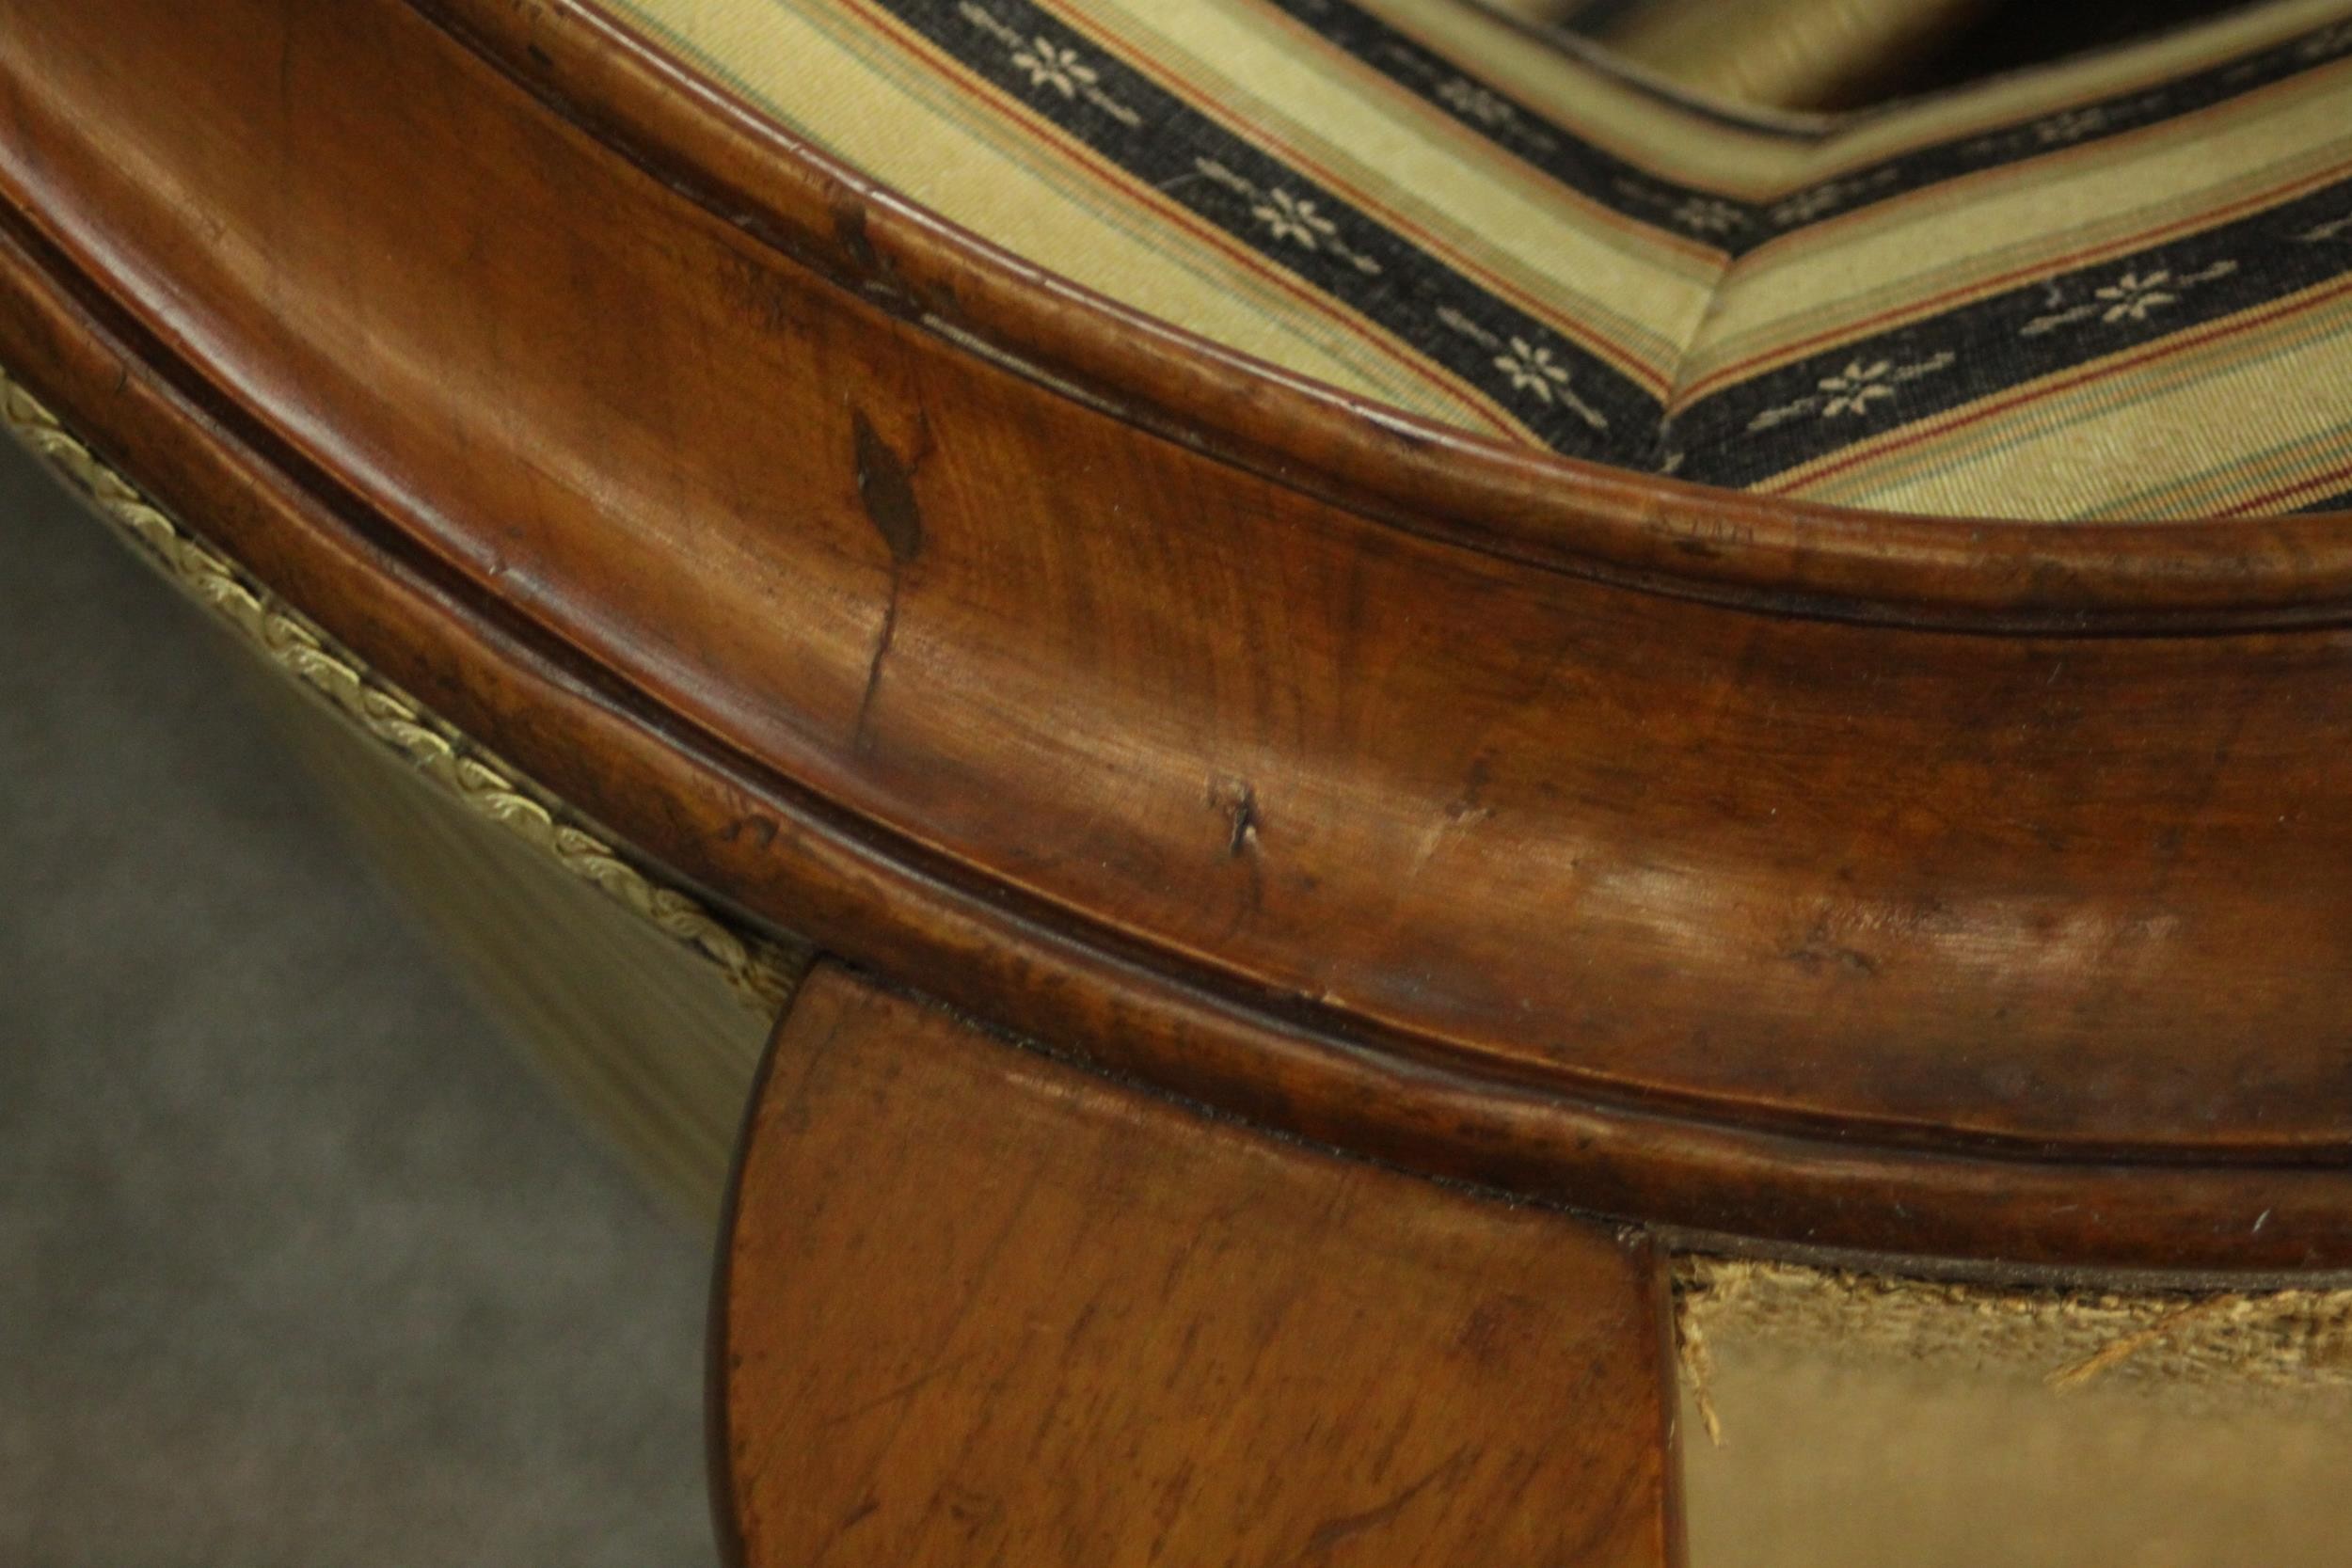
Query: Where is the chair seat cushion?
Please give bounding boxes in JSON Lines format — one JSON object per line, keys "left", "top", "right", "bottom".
{"left": 588, "top": 0, "right": 2352, "bottom": 519}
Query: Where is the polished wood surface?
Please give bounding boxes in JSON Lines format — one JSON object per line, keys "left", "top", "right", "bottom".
{"left": 718, "top": 964, "right": 1682, "bottom": 1567}
{"left": 5, "top": 0, "right": 2352, "bottom": 1275}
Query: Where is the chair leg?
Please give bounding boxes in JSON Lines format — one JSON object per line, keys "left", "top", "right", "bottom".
{"left": 714, "top": 962, "right": 1684, "bottom": 1567}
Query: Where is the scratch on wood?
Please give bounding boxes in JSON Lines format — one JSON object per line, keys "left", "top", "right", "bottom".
{"left": 1297, "top": 1446, "right": 1470, "bottom": 1558}
{"left": 818, "top": 1351, "right": 975, "bottom": 1427}
{"left": 1208, "top": 775, "right": 1262, "bottom": 858}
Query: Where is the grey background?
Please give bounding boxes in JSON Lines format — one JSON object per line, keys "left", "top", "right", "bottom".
{"left": 0, "top": 436, "right": 711, "bottom": 1564}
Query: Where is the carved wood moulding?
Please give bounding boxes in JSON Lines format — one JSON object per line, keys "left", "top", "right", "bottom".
{"left": 7, "top": 0, "right": 2352, "bottom": 1278}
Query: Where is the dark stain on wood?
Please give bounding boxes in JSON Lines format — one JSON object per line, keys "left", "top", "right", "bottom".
{"left": 851, "top": 409, "right": 924, "bottom": 567}
{"left": 850, "top": 409, "right": 924, "bottom": 754}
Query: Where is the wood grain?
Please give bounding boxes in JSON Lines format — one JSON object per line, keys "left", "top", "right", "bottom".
{"left": 4, "top": 0, "right": 2351, "bottom": 1273}
{"left": 717, "top": 965, "right": 1682, "bottom": 1568}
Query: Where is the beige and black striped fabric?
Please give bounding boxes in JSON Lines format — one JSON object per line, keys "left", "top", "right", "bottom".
{"left": 593, "top": 0, "right": 2352, "bottom": 519}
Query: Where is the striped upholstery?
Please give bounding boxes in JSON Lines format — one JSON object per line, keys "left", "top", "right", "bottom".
{"left": 593, "top": 0, "right": 2352, "bottom": 519}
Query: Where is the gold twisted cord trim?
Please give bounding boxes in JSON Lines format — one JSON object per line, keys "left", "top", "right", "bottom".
{"left": 2, "top": 367, "right": 805, "bottom": 1017}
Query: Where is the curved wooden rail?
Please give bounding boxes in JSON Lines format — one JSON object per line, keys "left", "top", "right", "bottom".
{"left": 430, "top": 0, "right": 2352, "bottom": 634}
{"left": 7, "top": 0, "right": 2352, "bottom": 1282}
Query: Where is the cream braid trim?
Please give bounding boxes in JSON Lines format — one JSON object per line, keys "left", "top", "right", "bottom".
{"left": 2, "top": 366, "right": 805, "bottom": 1016}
